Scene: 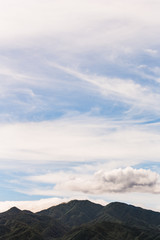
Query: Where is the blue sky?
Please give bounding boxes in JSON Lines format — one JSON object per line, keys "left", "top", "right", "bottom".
{"left": 1, "top": 0, "right": 160, "bottom": 212}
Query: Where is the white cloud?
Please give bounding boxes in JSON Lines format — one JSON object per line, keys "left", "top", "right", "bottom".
{"left": 50, "top": 63, "right": 160, "bottom": 114}
{"left": 0, "top": 64, "right": 52, "bottom": 92}
{"left": 5, "top": 167, "right": 160, "bottom": 213}
{"left": 28, "top": 167, "right": 160, "bottom": 195}
{"left": 0, "top": 116, "right": 160, "bottom": 165}
{"left": 0, "top": 197, "right": 107, "bottom": 213}
{"left": 1, "top": 192, "right": 160, "bottom": 213}
{"left": 144, "top": 49, "right": 158, "bottom": 56}
{"left": 0, "top": 0, "right": 160, "bottom": 55}
{"left": 1, "top": 0, "right": 160, "bottom": 213}
{"left": 1, "top": 0, "right": 160, "bottom": 120}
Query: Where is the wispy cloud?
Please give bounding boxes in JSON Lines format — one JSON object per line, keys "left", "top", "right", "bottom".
{"left": 0, "top": 116, "right": 160, "bottom": 165}
{"left": 1, "top": 0, "right": 160, "bottom": 212}
{"left": 144, "top": 48, "right": 158, "bottom": 56}
{"left": 50, "top": 63, "right": 160, "bottom": 115}
{"left": 0, "top": 0, "right": 160, "bottom": 54}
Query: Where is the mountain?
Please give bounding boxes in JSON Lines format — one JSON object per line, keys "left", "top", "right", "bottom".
{"left": 0, "top": 206, "right": 67, "bottom": 240}
{"left": 0, "top": 200, "right": 160, "bottom": 240}
{"left": 96, "top": 202, "right": 160, "bottom": 228}
{"left": 61, "top": 221, "right": 160, "bottom": 240}
{"left": 37, "top": 199, "right": 103, "bottom": 227}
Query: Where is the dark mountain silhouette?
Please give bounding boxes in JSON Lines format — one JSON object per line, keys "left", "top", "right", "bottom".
{"left": 0, "top": 200, "right": 160, "bottom": 239}
{"left": 0, "top": 206, "right": 67, "bottom": 240}
{"left": 37, "top": 199, "right": 103, "bottom": 227}
{"left": 97, "top": 202, "right": 160, "bottom": 228}
{"left": 62, "top": 221, "right": 160, "bottom": 240}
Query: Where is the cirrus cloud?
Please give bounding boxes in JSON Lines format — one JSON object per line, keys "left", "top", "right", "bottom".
{"left": 0, "top": 116, "right": 160, "bottom": 165}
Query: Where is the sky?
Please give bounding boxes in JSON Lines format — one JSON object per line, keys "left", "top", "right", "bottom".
{"left": 1, "top": 0, "right": 160, "bottom": 212}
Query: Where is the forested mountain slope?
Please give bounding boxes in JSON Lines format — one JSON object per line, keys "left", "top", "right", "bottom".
{"left": 0, "top": 200, "right": 160, "bottom": 240}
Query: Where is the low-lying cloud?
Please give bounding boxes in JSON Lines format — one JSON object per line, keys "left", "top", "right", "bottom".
{"left": 28, "top": 167, "right": 160, "bottom": 195}
{"left": 90, "top": 167, "right": 160, "bottom": 194}
{"left": 0, "top": 197, "right": 107, "bottom": 213}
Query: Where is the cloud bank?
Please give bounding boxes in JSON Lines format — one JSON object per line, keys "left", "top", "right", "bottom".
{"left": 66, "top": 167, "right": 160, "bottom": 194}
{"left": 28, "top": 167, "right": 160, "bottom": 195}
{"left": 1, "top": 0, "right": 160, "bottom": 52}
{"left": 0, "top": 197, "right": 107, "bottom": 213}
{"left": 0, "top": 117, "right": 160, "bottom": 166}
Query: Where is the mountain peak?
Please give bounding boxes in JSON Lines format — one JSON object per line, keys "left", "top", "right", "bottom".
{"left": 37, "top": 199, "right": 103, "bottom": 228}
{"left": 0, "top": 200, "right": 160, "bottom": 239}
{"left": 67, "top": 199, "right": 95, "bottom": 206}
{"left": 7, "top": 206, "right": 21, "bottom": 214}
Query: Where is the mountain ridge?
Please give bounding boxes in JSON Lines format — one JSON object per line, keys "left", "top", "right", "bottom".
{"left": 0, "top": 200, "right": 160, "bottom": 240}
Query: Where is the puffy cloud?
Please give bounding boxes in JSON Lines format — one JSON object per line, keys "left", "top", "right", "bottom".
{"left": 29, "top": 167, "right": 160, "bottom": 195}
{"left": 91, "top": 167, "right": 160, "bottom": 194}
